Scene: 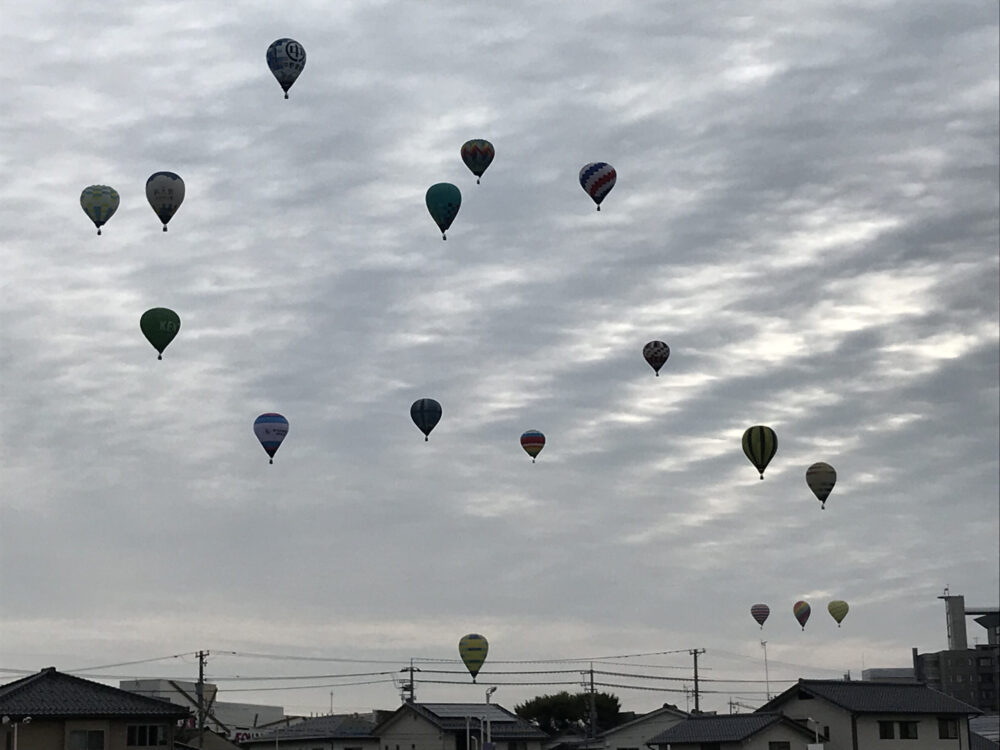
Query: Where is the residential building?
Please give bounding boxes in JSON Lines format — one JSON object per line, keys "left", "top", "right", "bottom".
{"left": 120, "top": 679, "right": 285, "bottom": 740}
{"left": 584, "top": 703, "right": 687, "bottom": 750}
{"left": 0, "top": 667, "right": 190, "bottom": 750}
{"left": 757, "top": 678, "right": 981, "bottom": 749}
{"left": 238, "top": 712, "right": 380, "bottom": 750}
{"left": 861, "top": 668, "right": 917, "bottom": 683}
{"left": 647, "top": 713, "right": 818, "bottom": 750}
{"left": 373, "top": 703, "right": 548, "bottom": 750}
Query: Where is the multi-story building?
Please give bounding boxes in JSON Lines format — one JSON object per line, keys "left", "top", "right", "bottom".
{"left": 912, "top": 592, "right": 1000, "bottom": 714}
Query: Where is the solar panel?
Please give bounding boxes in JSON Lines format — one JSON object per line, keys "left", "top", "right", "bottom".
{"left": 422, "top": 704, "right": 513, "bottom": 721}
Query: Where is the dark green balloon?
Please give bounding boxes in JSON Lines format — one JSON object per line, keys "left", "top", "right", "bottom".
{"left": 425, "top": 183, "right": 461, "bottom": 239}
{"left": 140, "top": 308, "right": 181, "bottom": 360}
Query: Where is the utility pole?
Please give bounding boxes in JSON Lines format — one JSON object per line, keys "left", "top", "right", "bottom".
{"left": 689, "top": 649, "right": 705, "bottom": 713}
{"left": 587, "top": 663, "right": 597, "bottom": 738}
{"left": 760, "top": 641, "right": 770, "bottom": 700}
{"left": 400, "top": 659, "right": 418, "bottom": 703}
{"left": 196, "top": 650, "right": 209, "bottom": 749}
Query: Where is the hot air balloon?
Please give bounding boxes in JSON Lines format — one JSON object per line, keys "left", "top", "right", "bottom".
{"left": 520, "top": 430, "right": 545, "bottom": 462}
{"left": 140, "top": 308, "right": 180, "bottom": 360}
{"left": 461, "top": 139, "right": 494, "bottom": 184}
{"left": 266, "top": 38, "right": 306, "bottom": 98}
{"left": 146, "top": 172, "right": 184, "bottom": 231}
{"left": 254, "top": 413, "right": 289, "bottom": 464}
{"left": 806, "top": 462, "right": 837, "bottom": 509}
{"left": 579, "top": 162, "right": 616, "bottom": 210}
{"left": 742, "top": 426, "right": 778, "bottom": 479}
{"left": 750, "top": 604, "right": 770, "bottom": 629}
{"left": 643, "top": 341, "right": 670, "bottom": 376}
{"left": 793, "top": 600, "right": 811, "bottom": 630}
{"left": 411, "top": 398, "right": 442, "bottom": 441}
{"left": 828, "top": 600, "right": 849, "bottom": 627}
{"left": 425, "top": 183, "right": 461, "bottom": 239}
{"left": 458, "top": 633, "right": 488, "bottom": 682}
{"left": 80, "top": 185, "right": 120, "bottom": 235}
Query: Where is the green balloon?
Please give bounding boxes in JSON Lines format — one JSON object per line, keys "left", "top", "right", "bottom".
{"left": 140, "top": 308, "right": 181, "bottom": 360}
{"left": 425, "top": 183, "right": 461, "bottom": 240}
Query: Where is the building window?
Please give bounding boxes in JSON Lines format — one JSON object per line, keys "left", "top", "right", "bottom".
{"left": 768, "top": 743, "right": 791, "bottom": 750}
{"left": 69, "top": 730, "right": 105, "bottom": 750}
{"left": 938, "top": 718, "right": 958, "bottom": 739}
{"left": 879, "top": 721, "right": 895, "bottom": 739}
{"left": 127, "top": 725, "right": 166, "bottom": 746}
{"left": 698, "top": 744, "right": 721, "bottom": 750}
{"left": 898, "top": 721, "right": 918, "bottom": 739}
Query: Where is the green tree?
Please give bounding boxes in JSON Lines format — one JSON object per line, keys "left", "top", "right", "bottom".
{"left": 514, "top": 691, "right": 622, "bottom": 735}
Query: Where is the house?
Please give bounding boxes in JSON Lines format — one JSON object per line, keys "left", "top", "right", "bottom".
{"left": 756, "top": 678, "right": 982, "bottom": 749}
{"left": 373, "top": 703, "right": 548, "bottom": 750}
{"left": 646, "top": 712, "right": 818, "bottom": 749}
{"left": 0, "top": 666, "right": 190, "bottom": 749}
{"left": 586, "top": 703, "right": 688, "bottom": 750}
{"left": 237, "top": 713, "right": 380, "bottom": 750}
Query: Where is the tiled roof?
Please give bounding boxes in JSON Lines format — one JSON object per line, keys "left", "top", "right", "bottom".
{"left": 385, "top": 703, "right": 548, "bottom": 739}
{"left": 0, "top": 668, "right": 190, "bottom": 719}
{"left": 971, "top": 732, "right": 1000, "bottom": 750}
{"left": 761, "top": 679, "right": 982, "bottom": 715}
{"left": 647, "top": 713, "right": 785, "bottom": 743}
{"left": 597, "top": 703, "right": 688, "bottom": 738}
{"left": 244, "top": 714, "right": 377, "bottom": 743}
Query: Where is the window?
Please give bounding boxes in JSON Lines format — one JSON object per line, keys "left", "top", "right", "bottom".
{"left": 698, "top": 744, "right": 721, "bottom": 750}
{"left": 127, "top": 725, "right": 166, "bottom": 746}
{"left": 69, "top": 730, "right": 105, "bottom": 750}
{"left": 938, "top": 718, "right": 958, "bottom": 739}
{"left": 768, "top": 743, "right": 791, "bottom": 750}
{"left": 879, "top": 721, "right": 895, "bottom": 739}
{"left": 899, "top": 721, "right": 918, "bottom": 739}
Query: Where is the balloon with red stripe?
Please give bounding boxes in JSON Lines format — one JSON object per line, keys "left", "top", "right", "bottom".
{"left": 750, "top": 603, "right": 770, "bottom": 629}
{"left": 579, "top": 162, "right": 616, "bottom": 210}
{"left": 520, "top": 430, "right": 545, "bottom": 462}
{"left": 793, "top": 600, "right": 811, "bottom": 630}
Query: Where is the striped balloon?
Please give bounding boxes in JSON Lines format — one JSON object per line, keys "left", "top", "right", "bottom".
{"left": 254, "top": 413, "right": 289, "bottom": 464}
{"left": 793, "top": 600, "right": 811, "bottom": 630}
{"left": 80, "top": 185, "right": 120, "bottom": 235}
{"left": 643, "top": 340, "right": 670, "bottom": 376}
{"left": 806, "top": 462, "right": 837, "bottom": 509}
{"left": 410, "top": 398, "right": 442, "bottom": 441}
{"left": 579, "top": 162, "right": 616, "bottom": 210}
{"left": 742, "top": 426, "right": 778, "bottom": 479}
{"left": 458, "top": 633, "right": 489, "bottom": 682}
{"left": 750, "top": 603, "right": 770, "bottom": 629}
{"left": 520, "top": 430, "right": 545, "bottom": 462}
{"left": 461, "top": 139, "right": 495, "bottom": 184}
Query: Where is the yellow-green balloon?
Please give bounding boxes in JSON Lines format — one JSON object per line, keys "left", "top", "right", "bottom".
{"left": 828, "top": 600, "right": 849, "bottom": 627}
{"left": 458, "top": 633, "right": 488, "bottom": 682}
{"left": 81, "top": 185, "right": 120, "bottom": 235}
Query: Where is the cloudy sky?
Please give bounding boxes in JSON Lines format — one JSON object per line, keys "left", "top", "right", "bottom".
{"left": 1, "top": 0, "right": 997, "bottom": 719}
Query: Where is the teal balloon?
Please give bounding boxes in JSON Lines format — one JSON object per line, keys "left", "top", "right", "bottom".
{"left": 425, "top": 183, "right": 461, "bottom": 240}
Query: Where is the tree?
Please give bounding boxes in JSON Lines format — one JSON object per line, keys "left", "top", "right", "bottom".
{"left": 514, "top": 691, "right": 622, "bottom": 735}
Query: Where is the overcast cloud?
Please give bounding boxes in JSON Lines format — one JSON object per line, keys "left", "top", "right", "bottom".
{"left": 1, "top": 0, "right": 997, "bottom": 716}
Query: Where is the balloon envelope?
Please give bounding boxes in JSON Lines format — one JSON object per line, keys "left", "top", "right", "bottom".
{"left": 80, "top": 185, "right": 120, "bottom": 234}
{"left": 520, "top": 430, "right": 545, "bottom": 462}
{"left": 458, "top": 633, "right": 488, "bottom": 681}
{"left": 579, "top": 162, "right": 616, "bottom": 210}
{"left": 461, "top": 139, "right": 495, "bottom": 183}
{"left": 140, "top": 308, "right": 180, "bottom": 359}
{"left": 425, "top": 183, "right": 461, "bottom": 239}
{"left": 793, "top": 600, "right": 811, "bottom": 630}
{"left": 254, "top": 413, "right": 289, "bottom": 463}
{"left": 742, "top": 426, "right": 778, "bottom": 479}
{"left": 267, "top": 38, "right": 306, "bottom": 98}
{"left": 807, "top": 462, "right": 837, "bottom": 508}
{"left": 411, "top": 398, "right": 442, "bottom": 441}
{"left": 146, "top": 172, "right": 184, "bottom": 230}
{"left": 828, "top": 600, "right": 849, "bottom": 626}
{"left": 750, "top": 603, "right": 770, "bottom": 629}
{"left": 643, "top": 340, "right": 670, "bottom": 375}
